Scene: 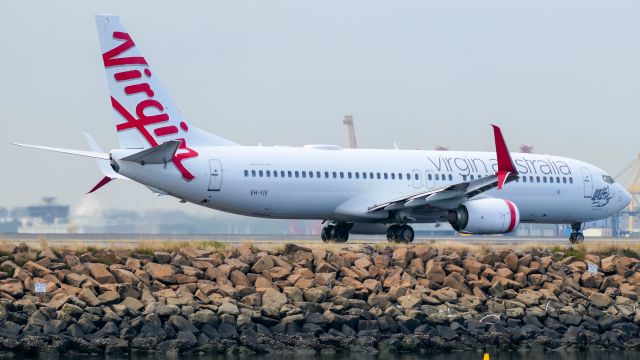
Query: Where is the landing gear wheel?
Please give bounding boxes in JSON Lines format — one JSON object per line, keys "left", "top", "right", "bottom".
{"left": 321, "top": 226, "right": 332, "bottom": 242}
{"left": 334, "top": 226, "right": 349, "bottom": 243}
{"left": 398, "top": 225, "right": 415, "bottom": 243}
{"left": 569, "top": 223, "right": 584, "bottom": 245}
{"left": 320, "top": 224, "right": 350, "bottom": 243}
{"left": 387, "top": 225, "right": 399, "bottom": 243}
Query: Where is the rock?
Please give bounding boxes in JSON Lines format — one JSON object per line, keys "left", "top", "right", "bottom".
{"left": 590, "top": 292, "right": 611, "bottom": 308}
{"left": 218, "top": 302, "right": 239, "bottom": 315}
{"left": 262, "top": 288, "right": 288, "bottom": 309}
{"left": 112, "top": 269, "right": 139, "bottom": 286}
{"left": 392, "top": 248, "right": 414, "bottom": 268}
{"left": 85, "top": 263, "right": 116, "bottom": 284}
{"left": 443, "top": 272, "right": 471, "bottom": 295}
{"left": 98, "top": 290, "right": 120, "bottom": 305}
{"left": 153, "top": 252, "right": 172, "bottom": 264}
{"left": 23, "top": 261, "right": 52, "bottom": 277}
{"left": 462, "top": 258, "right": 484, "bottom": 275}
{"left": 505, "top": 252, "right": 518, "bottom": 271}
{"left": 283, "top": 286, "right": 304, "bottom": 303}
{"left": 121, "top": 296, "right": 144, "bottom": 312}
{"left": 251, "top": 255, "right": 274, "bottom": 273}
{"left": 47, "top": 293, "right": 70, "bottom": 310}
{"left": 144, "top": 263, "right": 176, "bottom": 284}
{"left": 489, "top": 280, "right": 505, "bottom": 298}
{"left": 432, "top": 288, "right": 457, "bottom": 302}
{"left": 601, "top": 256, "right": 617, "bottom": 274}
{"left": 303, "top": 288, "right": 326, "bottom": 303}
{"left": 0, "top": 278, "right": 23, "bottom": 297}
{"left": 397, "top": 294, "right": 421, "bottom": 309}
{"left": 78, "top": 287, "right": 100, "bottom": 306}
{"left": 229, "top": 270, "right": 251, "bottom": 287}
{"left": 425, "top": 260, "right": 446, "bottom": 284}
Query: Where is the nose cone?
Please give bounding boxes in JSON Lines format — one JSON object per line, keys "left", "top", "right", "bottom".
{"left": 619, "top": 185, "right": 631, "bottom": 210}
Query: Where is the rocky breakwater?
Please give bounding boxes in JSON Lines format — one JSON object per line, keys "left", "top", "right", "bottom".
{"left": 0, "top": 242, "right": 639, "bottom": 356}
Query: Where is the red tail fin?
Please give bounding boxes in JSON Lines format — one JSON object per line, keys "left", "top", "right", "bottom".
{"left": 491, "top": 125, "right": 518, "bottom": 190}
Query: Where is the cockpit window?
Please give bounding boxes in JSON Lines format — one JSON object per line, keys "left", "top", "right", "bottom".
{"left": 602, "top": 175, "right": 614, "bottom": 184}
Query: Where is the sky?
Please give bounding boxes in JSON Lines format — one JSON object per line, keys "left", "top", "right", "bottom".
{"left": 1, "top": 1, "right": 639, "bottom": 217}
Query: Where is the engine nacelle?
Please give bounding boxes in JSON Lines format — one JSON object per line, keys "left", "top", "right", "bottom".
{"left": 448, "top": 198, "right": 520, "bottom": 234}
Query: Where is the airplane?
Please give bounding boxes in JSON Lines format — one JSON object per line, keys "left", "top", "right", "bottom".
{"left": 14, "top": 15, "right": 631, "bottom": 244}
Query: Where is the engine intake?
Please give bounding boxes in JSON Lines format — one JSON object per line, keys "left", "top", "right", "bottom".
{"left": 448, "top": 198, "right": 520, "bottom": 234}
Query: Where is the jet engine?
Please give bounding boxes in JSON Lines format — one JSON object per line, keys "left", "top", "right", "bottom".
{"left": 448, "top": 198, "right": 520, "bottom": 234}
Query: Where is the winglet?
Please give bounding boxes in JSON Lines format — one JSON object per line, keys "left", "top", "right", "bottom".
{"left": 492, "top": 125, "right": 518, "bottom": 190}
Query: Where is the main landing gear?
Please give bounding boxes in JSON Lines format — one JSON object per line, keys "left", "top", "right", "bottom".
{"left": 321, "top": 223, "right": 351, "bottom": 243}
{"left": 386, "top": 224, "right": 415, "bottom": 244}
{"left": 569, "top": 223, "right": 584, "bottom": 245}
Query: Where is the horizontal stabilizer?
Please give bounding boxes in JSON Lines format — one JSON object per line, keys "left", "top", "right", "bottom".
{"left": 12, "top": 143, "right": 109, "bottom": 160}
{"left": 121, "top": 140, "right": 181, "bottom": 165}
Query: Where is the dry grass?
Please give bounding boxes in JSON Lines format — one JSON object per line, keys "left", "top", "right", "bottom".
{"left": 1, "top": 235, "right": 640, "bottom": 260}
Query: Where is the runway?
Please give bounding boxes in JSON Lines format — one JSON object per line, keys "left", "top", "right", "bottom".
{"left": 0, "top": 233, "right": 633, "bottom": 248}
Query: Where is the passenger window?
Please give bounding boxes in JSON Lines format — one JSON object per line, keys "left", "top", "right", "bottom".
{"left": 376, "top": 173, "right": 381, "bottom": 179}
{"left": 266, "top": 170, "right": 271, "bottom": 177}
{"left": 529, "top": 176, "right": 533, "bottom": 183}
{"left": 259, "top": 170, "right": 264, "bottom": 177}
{"left": 340, "top": 172, "right": 344, "bottom": 179}
{"left": 273, "top": 171, "right": 278, "bottom": 178}
{"left": 536, "top": 176, "right": 540, "bottom": 183}
{"left": 281, "top": 171, "right": 285, "bottom": 177}
{"left": 348, "top": 172, "right": 352, "bottom": 179}
{"left": 428, "top": 174, "right": 433, "bottom": 180}
{"left": 556, "top": 176, "right": 560, "bottom": 183}
{"left": 543, "top": 177, "right": 547, "bottom": 183}
{"left": 414, "top": 173, "right": 419, "bottom": 180}
{"left": 384, "top": 173, "right": 388, "bottom": 179}
{"left": 470, "top": 175, "right": 474, "bottom": 180}
{"left": 523, "top": 176, "right": 527, "bottom": 183}
{"left": 448, "top": 174, "right": 453, "bottom": 181}
{"left": 302, "top": 171, "right": 307, "bottom": 178}
{"left": 288, "top": 171, "right": 292, "bottom": 177}
{"left": 325, "top": 171, "right": 329, "bottom": 178}
{"left": 399, "top": 173, "right": 403, "bottom": 180}
{"left": 370, "top": 172, "right": 374, "bottom": 179}
{"left": 244, "top": 170, "right": 248, "bottom": 177}
{"left": 252, "top": 170, "right": 256, "bottom": 177}
{"left": 309, "top": 171, "right": 313, "bottom": 178}
{"left": 549, "top": 176, "right": 553, "bottom": 183}
{"left": 317, "top": 171, "right": 321, "bottom": 178}
{"left": 569, "top": 177, "right": 573, "bottom": 184}
{"left": 435, "top": 174, "right": 440, "bottom": 180}
{"left": 406, "top": 173, "right": 410, "bottom": 180}
{"left": 391, "top": 173, "right": 396, "bottom": 180}
{"left": 355, "top": 172, "right": 360, "bottom": 179}
{"left": 295, "top": 171, "right": 299, "bottom": 178}
{"left": 362, "top": 172, "right": 367, "bottom": 179}
{"left": 563, "top": 177, "right": 567, "bottom": 184}
{"left": 332, "top": 171, "right": 337, "bottom": 178}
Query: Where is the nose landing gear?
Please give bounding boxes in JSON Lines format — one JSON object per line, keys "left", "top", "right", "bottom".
{"left": 569, "top": 223, "right": 584, "bottom": 244}
{"left": 321, "top": 223, "right": 350, "bottom": 243}
{"left": 386, "top": 224, "right": 415, "bottom": 244}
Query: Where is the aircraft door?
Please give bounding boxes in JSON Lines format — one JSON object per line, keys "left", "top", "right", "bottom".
{"left": 208, "top": 159, "right": 223, "bottom": 191}
{"left": 580, "top": 167, "right": 592, "bottom": 198}
{"left": 412, "top": 169, "right": 422, "bottom": 189}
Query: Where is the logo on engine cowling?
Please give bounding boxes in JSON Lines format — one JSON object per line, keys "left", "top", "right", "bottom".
{"left": 591, "top": 186, "right": 613, "bottom": 208}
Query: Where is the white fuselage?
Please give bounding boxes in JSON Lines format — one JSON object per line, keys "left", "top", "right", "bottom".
{"left": 112, "top": 146, "right": 630, "bottom": 227}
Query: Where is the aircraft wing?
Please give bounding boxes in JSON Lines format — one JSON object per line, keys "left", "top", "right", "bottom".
{"left": 368, "top": 125, "right": 519, "bottom": 213}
